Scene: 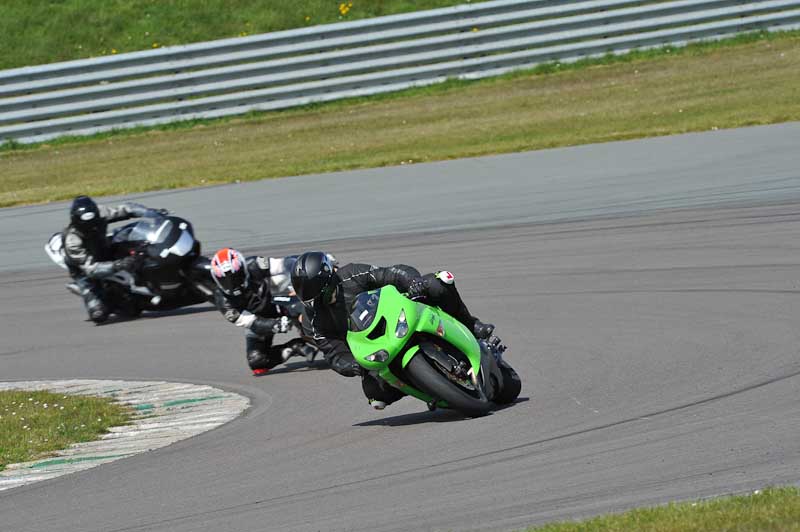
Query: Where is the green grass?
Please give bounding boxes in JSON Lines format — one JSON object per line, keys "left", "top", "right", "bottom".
{"left": 0, "top": 0, "right": 481, "bottom": 70}
{"left": 2, "top": 30, "right": 798, "bottom": 207}
{"left": 0, "top": 390, "right": 132, "bottom": 471}
{"left": 528, "top": 487, "right": 800, "bottom": 532}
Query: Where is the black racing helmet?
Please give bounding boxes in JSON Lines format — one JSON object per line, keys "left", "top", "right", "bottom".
{"left": 291, "top": 251, "right": 336, "bottom": 306}
{"left": 70, "top": 195, "right": 101, "bottom": 232}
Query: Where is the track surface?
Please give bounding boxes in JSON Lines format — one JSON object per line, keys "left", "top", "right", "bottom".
{"left": 1, "top": 124, "right": 799, "bottom": 531}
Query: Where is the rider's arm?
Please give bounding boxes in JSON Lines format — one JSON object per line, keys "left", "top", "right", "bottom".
{"left": 99, "top": 203, "right": 150, "bottom": 223}
{"left": 214, "top": 290, "right": 286, "bottom": 335}
{"left": 320, "top": 338, "right": 361, "bottom": 377}
{"left": 337, "top": 263, "right": 420, "bottom": 294}
{"left": 366, "top": 264, "right": 422, "bottom": 293}
{"left": 63, "top": 232, "right": 116, "bottom": 279}
{"left": 301, "top": 304, "right": 361, "bottom": 377}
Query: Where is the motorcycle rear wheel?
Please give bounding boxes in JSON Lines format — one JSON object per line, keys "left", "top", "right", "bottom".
{"left": 406, "top": 354, "right": 491, "bottom": 418}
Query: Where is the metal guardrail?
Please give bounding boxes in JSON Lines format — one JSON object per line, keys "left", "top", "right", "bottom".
{"left": 1, "top": 0, "right": 798, "bottom": 144}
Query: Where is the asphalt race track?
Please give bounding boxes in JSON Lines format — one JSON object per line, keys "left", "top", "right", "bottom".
{"left": 1, "top": 123, "right": 799, "bottom": 531}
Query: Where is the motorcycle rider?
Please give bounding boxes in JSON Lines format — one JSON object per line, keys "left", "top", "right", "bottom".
{"left": 290, "top": 251, "right": 497, "bottom": 410}
{"left": 63, "top": 195, "right": 164, "bottom": 324}
{"left": 210, "top": 248, "right": 321, "bottom": 376}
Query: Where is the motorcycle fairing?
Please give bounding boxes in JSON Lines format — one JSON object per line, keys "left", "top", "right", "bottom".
{"left": 347, "top": 285, "right": 483, "bottom": 377}
{"left": 45, "top": 232, "right": 68, "bottom": 270}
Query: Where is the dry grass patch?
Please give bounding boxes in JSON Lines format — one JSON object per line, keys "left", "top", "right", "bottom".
{"left": 1, "top": 34, "right": 799, "bottom": 207}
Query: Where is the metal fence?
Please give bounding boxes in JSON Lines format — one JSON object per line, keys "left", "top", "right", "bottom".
{"left": 2, "top": 0, "right": 798, "bottom": 144}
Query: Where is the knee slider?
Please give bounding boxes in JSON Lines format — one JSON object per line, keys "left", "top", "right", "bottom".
{"left": 86, "top": 298, "right": 109, "bottom": 323}
{"left": 89, "top": 308, "right": 109, "bottom": 323}
{"left": 424, "top": 273, "right": 452, "bottom": 298}
{"left": 246, "top": 349, "right": 269, "bottom": 369}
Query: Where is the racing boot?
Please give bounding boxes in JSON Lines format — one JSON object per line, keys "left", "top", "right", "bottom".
{"left": 486, "top": 335, "right": 507, "bottom": 359}
{"left": 297, "top": 343, "right": 319, "bottom": 363}
{"left": 472, "top": 319, "right": 495, "bottom": 340}
{"left": 280, "top": 340, "right": 318, "bottom": 363}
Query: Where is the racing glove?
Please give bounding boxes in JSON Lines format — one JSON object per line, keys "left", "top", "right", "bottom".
{"left": 112, "top": 255, "right": 139, "bottom": 272}
{"left": 406, "top": 277, "right": 429, "bottom": 300}
{"left": 271, "top": 316, "right": 292, "bottom": 334}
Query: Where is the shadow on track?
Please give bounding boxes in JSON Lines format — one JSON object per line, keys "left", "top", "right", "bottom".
{"left": 262, "top": 360, "right": 330, "bottom": 375}
{"left": 141, "top": 304, "right": 217, "bottom": 318}
{"left": 90, "top": 304, "right": 217, "bottom": 326}
{"left": 354, "top": 397, "right": 529, "bottom": 427}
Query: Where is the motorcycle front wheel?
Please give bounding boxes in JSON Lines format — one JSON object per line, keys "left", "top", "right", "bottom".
{"left": 493, "top": 361, "right": 522, "bottom": 405}
{"left": 406, "top": 354, "right": 491, "bottom": 418}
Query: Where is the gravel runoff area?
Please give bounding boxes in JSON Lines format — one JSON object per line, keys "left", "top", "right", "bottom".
{"left": 0, "top": 380, "right": 249, "bottom": 491}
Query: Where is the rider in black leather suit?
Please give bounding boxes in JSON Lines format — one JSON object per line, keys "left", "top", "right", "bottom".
{"left": 291, "top": 251, "right": 496, "bottom": 409}
{"left": 210, "top": 248, "right": 316, "bottom": 376}
{"left": 63, "top": 195, "right": 160, "bottom": 323}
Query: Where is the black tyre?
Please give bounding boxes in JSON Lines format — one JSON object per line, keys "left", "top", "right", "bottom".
{"left": 406, "top": 354, "right": 491, "bottom": 418}
{"left": 115, "top": 299, "right": 143, "bottom": 318}
{"left": 105, "top": 285, "right": 142, "bottom": 318}
{"left": 494, "top": 361, "right": 522, "bottom": 405}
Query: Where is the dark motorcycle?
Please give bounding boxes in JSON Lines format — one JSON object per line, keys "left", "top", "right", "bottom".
{"left": 46, "top": 212, "right": 216, "bottom": 317}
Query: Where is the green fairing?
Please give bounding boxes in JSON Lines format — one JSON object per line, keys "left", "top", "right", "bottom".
{"left": 400, "top": 345, "right": 421, "bottom": 373}
{"left": 346, "top": 285, "right": 483, "bottom": 388}
{"left": 413, "top": 304, "right": 481, "bottom": 370}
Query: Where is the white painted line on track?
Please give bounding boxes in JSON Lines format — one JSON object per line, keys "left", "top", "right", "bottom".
{"left": 0, "top": 379, "right": 249, "bottom": 491}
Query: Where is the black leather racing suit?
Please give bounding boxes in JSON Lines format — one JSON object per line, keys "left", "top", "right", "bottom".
{"left": 63, "top": 203, "right": 148, "bottom": 322}
{"left": 214, "top": 256, "right": 301, "bottom": 372}
{"left": 301, "top": 263, "right": 478, "bottom": 405}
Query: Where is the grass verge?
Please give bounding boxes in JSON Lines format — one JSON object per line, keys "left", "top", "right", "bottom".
{"left": 0, "top": 0, "right": 480, "bottom": 70}
{"left": 0, "top": 390, "right": 132, "bottom": 472}
{"left": 528, "top": 487, "right": 800, "bottom": 532}
{"left": 1, "top": 30, "right": 799, "bottom": 207}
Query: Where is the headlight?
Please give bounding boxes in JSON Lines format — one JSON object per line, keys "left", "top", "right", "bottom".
{"left": 365, "top": 350, "right": 390, "bottom": 363}
{"left": 395, "top": 309, "right": 409, "bottom": 338}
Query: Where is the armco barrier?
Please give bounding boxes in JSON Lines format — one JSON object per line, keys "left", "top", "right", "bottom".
{"left": 1, "top": 0, "right": 798, "bottom": 144}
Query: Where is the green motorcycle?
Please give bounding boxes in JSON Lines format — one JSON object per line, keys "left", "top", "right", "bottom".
{"left": 347, "top": 285, "right": 521, "bottom": 417}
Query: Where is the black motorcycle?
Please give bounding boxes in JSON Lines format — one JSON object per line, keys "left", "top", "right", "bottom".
{"left": 46, "top": 212, "right": 216, "bottom": 317}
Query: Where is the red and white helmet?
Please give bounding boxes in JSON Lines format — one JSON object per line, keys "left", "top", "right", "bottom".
{"left": 210, "top": 248, "right": 249, "bottom": 296}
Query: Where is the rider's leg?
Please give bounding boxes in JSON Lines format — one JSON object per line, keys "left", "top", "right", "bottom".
{"left": 422, "top": 272, "right": 494, "bottom": 339}
{"left": 77, "top": 277, "right": 110, "bottom": 324}
{"left": 245, "top": 331, "right": 284, "bottom": 376}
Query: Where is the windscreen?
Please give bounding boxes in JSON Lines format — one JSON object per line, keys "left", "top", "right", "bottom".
{"left": 126, "top": 218, "right": 174, "bottom": 244}
{"left": 349, "top": 290, "right": 382, "bottom": 332}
